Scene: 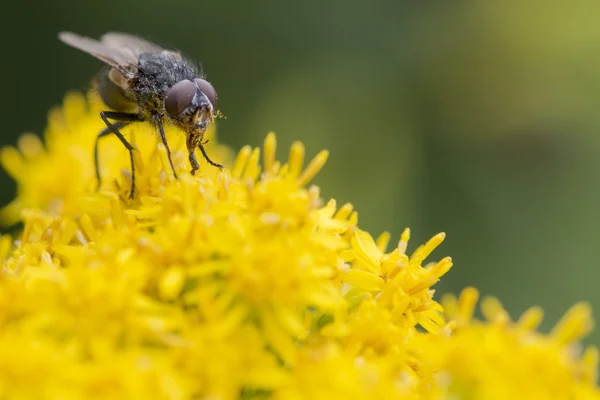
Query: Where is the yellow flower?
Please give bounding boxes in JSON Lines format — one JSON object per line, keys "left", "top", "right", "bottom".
{"left": 275, "top": 342, "right": 416, "bottom": 400}
{"left": 0, "top": 91, "right": 598, "bottom": 399}
{"left": 418, "top": 287, "right": 600, "bottom": 399}
{"left": 341, "top": 228, "right": 451, "bottom": 334}
{"left": 0, "top": 91, "right": 356, "bottom": 398}
{"left": 0, "top": 92, "right": 231, "bottom": 224}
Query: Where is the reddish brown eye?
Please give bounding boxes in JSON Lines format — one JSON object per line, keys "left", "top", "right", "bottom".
{"left": 194, "top": 78, "right": 217, "bottom": 108}
{"left": 165, "top": 80, "right": 196, "bottom": 117}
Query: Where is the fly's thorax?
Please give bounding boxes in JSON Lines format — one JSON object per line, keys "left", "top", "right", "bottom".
{"left": 130, "top": 53, "right": 198, "bottom": 116}
{"left": 135, "top": 53, "right": 197, "bottom": 96}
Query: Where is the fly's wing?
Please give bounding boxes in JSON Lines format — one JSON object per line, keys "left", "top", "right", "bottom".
{"left": 101, "top": 32, "right": 165, "bottom": 54}
{"left": 101, "top": 32, "right": 183, "bottom": 60}
{"left": 58, "top": 31, "right": 138, "bottom": 79}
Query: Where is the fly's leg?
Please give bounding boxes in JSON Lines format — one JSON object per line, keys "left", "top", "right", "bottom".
{"left": 152, "top": 115, "right": 178, "bottom": 179}
{"left": 98, "top": 111, "right": 144, "bottom": 199}
{"left": 186, "top": 133, "right": 201, "bottom": 175}
{"left": 95, "top": 121, "right": 128, "bottom": 189}
{"left": 186, "top": 133, "right": 223, "bottom": 175}
{"left": 198, "top": 142, "right": 224, "bottom": 170}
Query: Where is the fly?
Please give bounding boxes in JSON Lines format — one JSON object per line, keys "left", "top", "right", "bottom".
{"left": 59, "top": 31, "right": 223, "bottom": 198}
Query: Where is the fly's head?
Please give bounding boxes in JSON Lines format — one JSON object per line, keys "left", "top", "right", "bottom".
{"left": 164, "top": 78, "right": 218, "bottom": 135}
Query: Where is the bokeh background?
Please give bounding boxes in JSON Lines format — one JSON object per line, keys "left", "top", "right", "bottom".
{"left": 2, "top": 1, "right": 600, "bottom": 343}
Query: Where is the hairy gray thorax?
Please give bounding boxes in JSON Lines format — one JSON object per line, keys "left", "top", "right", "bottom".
{"left": 132, "top": 53, "right": 198, "bottom": 113}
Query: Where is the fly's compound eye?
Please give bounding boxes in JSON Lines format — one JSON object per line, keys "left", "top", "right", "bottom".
{"left": 165, "top": 79, "right": 196, "bottom": 117}
{"left": 194, "top": 78, "right": 217, "bottom": 108}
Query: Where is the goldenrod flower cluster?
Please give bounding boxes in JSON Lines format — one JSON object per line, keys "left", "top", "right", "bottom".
{"left": 0, "top": 92, "right": 597, "bottom": 399}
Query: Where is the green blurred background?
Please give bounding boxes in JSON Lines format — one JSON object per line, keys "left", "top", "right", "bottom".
{"left": 2, "top": 1, "right": 600, "bottom": 342}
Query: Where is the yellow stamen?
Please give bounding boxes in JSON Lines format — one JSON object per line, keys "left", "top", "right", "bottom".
{"left": 20, "top": 211, "right": 38, "bottom": 244}
{"left": 55, "top": 219, "right": 77, "bottom": 246}
{"left": 273, "top": 303, "right": 307, "bottom": 339}
{"left": 351, "top": 230, "right": 382, "bottom": 273}
{"left": 262, "top": 311, "right": 297, "bottom": 366}
{"left": 63, "top": 91, "right": 87, "bottom": 126}
{"left": 581, "top": 346, "right": 599, "bottom": 385}
{"left": 457, "top": 287, "right": 479, "bottom": 324}
{"left": 441, "top": 293, "right": 457, "bottom": 322}
{"left": 232, "top": 145, "right": 252, "bottom": 179}
{"left": 375, "top": 232, "right": 391, "bottom": 252}
{"left": 397, "top": 227, "right": 410, "bottom": 254}
{"left": 406, "top": 269, "right": 444, "bottom": 295}
{"left": 321, "top": 199, "right": 337, "bottom": 218}
{"left": 0, "top": 147, "right": 23, "bottom": 180}
{"left": 481, "top": 296, "right": 509, "bottom": 324}
{"left": 348, "top": 211, "right": 358, "bottom": 226}
{"left": 215, "top": 304, "right": 248, "bottom": 337}
{"left": 270, "top": 160, "right": 281, "bottom": 175}
{"left": 78, "top": 213, "right": 97, "bottom": 242}
{"left": 409, "top": 232, "right": 445, "bottom": 266}
{"left": 243, "top": 148, "right": 261, "bottom": 181}
{"left": 0, "top": 235, "right": 12, "bottom": 260}
{"left": 517, "top": 306, "right": 544, "bottom": 331}
{"left": 419, "top": 313, "right": 443, "bottom": 333}
{"left": 263, "top": 132, "right": 277, "bottom": 176}
{"left": 110, "top": 195, "right": 123, "bottom": 226}
{"left": 17, "top": 134, "right": 44, "bottom": 159}
{"left": 278, "top": 163, "right": 289, "bottom": 177}
{"left": 334, "top": 203, "right": 353, "bottom": 220}
{"left": 158, "top": 265, "right": 186, "bottom": 300}
{"left": 0, "top": 199, "right": 22, "bottom": 226}
{"left": 429, "top": 256, "right": 453, "bottom": 279}
{"left": 344, "top": 269, "right": 385, "bottom": 291}
{"left": 297, "top": 150, "right": 328, "bottom": 187}
{"left": 550, "top": 302, "right": 593, "bottom": 344}
{"left": 288, "top": 141, "right": 305, "bottom": 178}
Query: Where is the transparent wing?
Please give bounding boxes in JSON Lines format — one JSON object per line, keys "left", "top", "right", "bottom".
{"left": 101, "top": 32, "right": 165, "bottom": 54}
{"left": 101, "top": 32, "right": 182, "bottom": 60}
{"left": 58, "top": 31, "right": 138, "bottom": 77}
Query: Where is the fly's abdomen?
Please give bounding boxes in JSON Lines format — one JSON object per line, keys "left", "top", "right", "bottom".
{"left": 96, "top": 68, "right": 138, "bottom": 113}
